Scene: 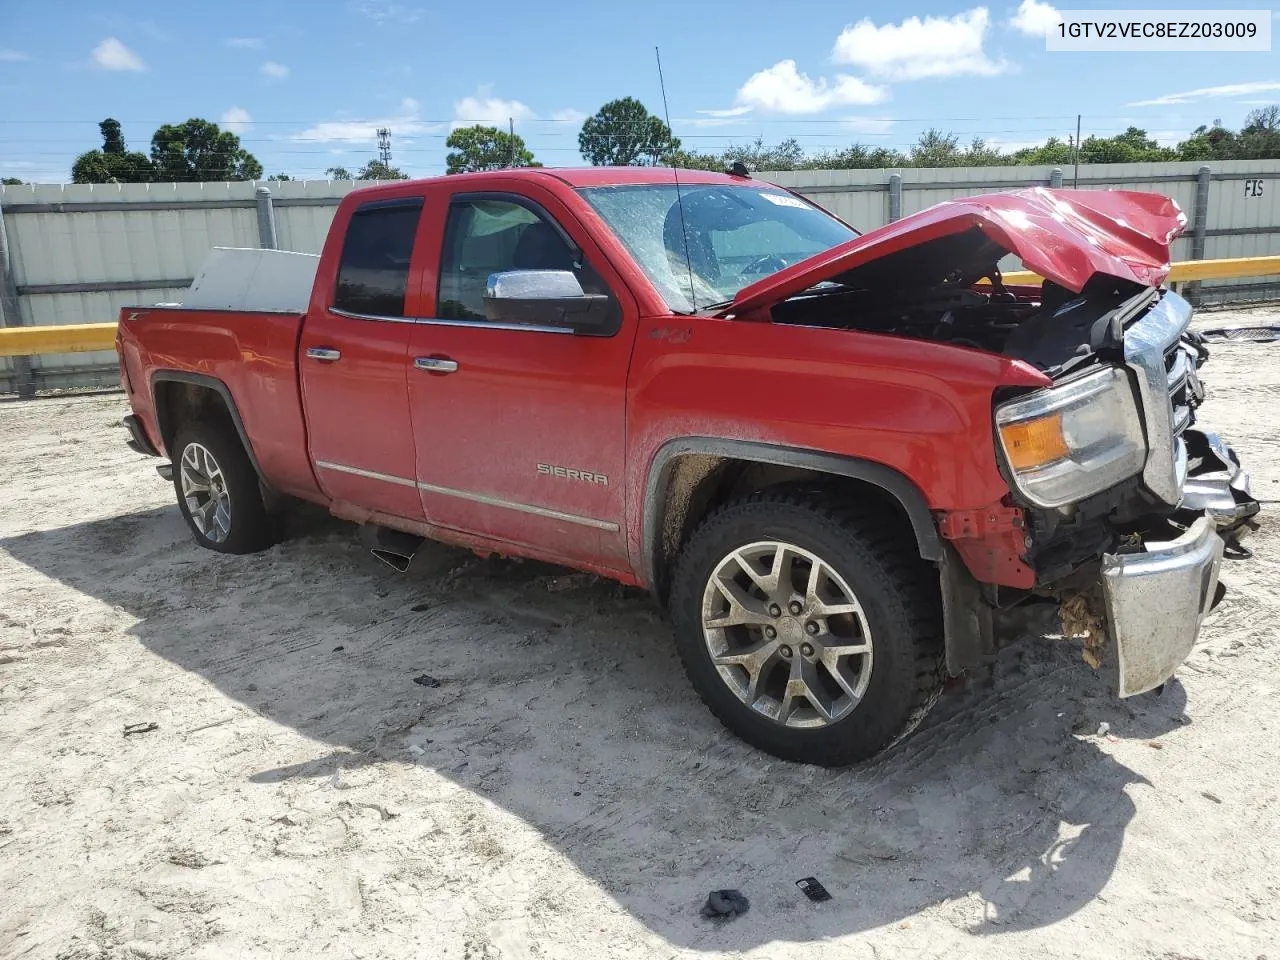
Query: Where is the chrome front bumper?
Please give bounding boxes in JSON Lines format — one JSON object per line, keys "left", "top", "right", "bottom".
{"left": 1101, "top": 516, "right": 1224, "bottom": 697}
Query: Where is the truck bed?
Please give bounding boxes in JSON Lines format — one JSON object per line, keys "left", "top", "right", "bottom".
{"left": 117, "top": 305, "right": 322, "bottom": 502}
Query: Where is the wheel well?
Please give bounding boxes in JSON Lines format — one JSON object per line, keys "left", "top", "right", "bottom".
{"left": 153, "top": 380, "right": 236, "bottom": 452}
{"left": 651, "top": 454, "right": 923, "bottom": 603}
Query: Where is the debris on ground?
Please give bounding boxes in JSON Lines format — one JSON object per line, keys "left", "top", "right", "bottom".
{"left": 1096, "top": 722, "right": 1111, "bottom": 737}
{"left": 796, "top": 877, "right": 832, "bottom": 903}
{"left": 701, "top": 889, "right": 750, "bottom": 919}
{"left": 1060, "top": 593, "right": 1107, "bottom": 668}
{"left": 122, "top": 721, "right": 158, "bottom": 737}
{"left": 546, "top": 573, "right": 593, "bottom": 593}
{"left": 1198, "top": 325, "right": 1280, "bottom": 343}
{"left": 1202, "top": 791, "right": 1224, "bottom": 804}
{"left": 412, "top": 673, "right": 441, "bottom": 688}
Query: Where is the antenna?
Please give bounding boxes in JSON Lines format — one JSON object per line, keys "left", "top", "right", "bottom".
{"left": 655, "top": 46, "right": 697, "bottom": 311}
{"left": 376, "top": 127, "right": 392, "bottom": 165}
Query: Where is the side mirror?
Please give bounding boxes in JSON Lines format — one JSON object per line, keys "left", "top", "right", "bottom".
{"left": 483, "top": 270, "right": 614, "bottom": 334}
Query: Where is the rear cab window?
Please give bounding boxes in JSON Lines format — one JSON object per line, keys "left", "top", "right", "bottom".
{"left": 333, "top": 197, "right": 425, "bottom": 317}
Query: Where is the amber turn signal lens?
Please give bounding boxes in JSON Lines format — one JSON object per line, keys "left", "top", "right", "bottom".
{"left": 1000, "top": 414, "right": 1070, "bottom": 471}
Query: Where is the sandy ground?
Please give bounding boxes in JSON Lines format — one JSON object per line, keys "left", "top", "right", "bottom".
{"left": 1, "top": 306, "right": 1278, "bottom": 960}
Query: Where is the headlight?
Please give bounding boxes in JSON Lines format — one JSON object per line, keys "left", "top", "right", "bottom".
{"left": 995, "top": 367, "right": 1146, "bottom": 508}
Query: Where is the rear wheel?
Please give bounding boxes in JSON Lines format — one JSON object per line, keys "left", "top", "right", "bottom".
{"left": 670, "top": 489, "right": 943, "bottom": 766}
{"left": 172, "top": 419, "right": 272, "bottom": 554}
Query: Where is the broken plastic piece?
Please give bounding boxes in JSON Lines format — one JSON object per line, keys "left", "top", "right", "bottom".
{"left": 412, "top": 674, "right": 441, "bottom": 688}
{"left": 123, "top": 721, "right": 159, "bottom": 736}
{"left": 701, "top": 889, "right": 749, "bottom": 919}
{"left": 796, "top": 877, "right": 832, "bottom": 902}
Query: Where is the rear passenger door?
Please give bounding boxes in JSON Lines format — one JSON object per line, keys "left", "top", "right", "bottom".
{"left": 405, "top": 185, "right": 636, "bottom": 572}
{"left": 299, "top": 196, "right": 426, "bottom": 521}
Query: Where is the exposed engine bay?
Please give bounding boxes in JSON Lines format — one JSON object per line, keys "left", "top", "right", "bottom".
{"left": 771, "top": 226, "right": 1152, "bottom": 378}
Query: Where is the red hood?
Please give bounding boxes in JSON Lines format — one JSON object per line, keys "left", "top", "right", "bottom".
{"left": 727, "top": 187, "right": 1187, "bottom": 316}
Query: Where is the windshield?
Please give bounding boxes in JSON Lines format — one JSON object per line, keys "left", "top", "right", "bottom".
{"left": 578, "top": 183, "right": 858, "bottom": 313}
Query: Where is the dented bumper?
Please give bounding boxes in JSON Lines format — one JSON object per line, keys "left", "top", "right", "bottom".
{"left": 1101, "top": 516, "right": 1224, "bottom": 697}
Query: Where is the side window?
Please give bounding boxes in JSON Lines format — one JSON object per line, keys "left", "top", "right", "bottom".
{"left": 334, "top": 198, "right": 424, "bottom": 317}
{"left": 437, "top": 197, "right": 616, "bottom": 325}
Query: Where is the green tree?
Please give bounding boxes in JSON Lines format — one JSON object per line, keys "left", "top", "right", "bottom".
{"left": 909, "top": 129, "right": 964, "bottom": 167}
{"left": 1010, "top": 136, "right": 1075, "bottom": 165}
{"left": 356, "top": 159, "right": 409, "bottom": 180}
{"left": 149, "top": 118, "right": 262, "bottom": 182}
{"left": 1, "top": 177, "right": 23, "bottom": 185}
{"left": 579, "top": 97, "right": 680, "bottom": 166}
{"left": 445, "top": 125, "right": 538, "bottom": 174}
{"left": 325, "top": 166, "right": 355, "bottom": 180}
{"left": 721, "top": 136, "right": 806, "bottom": 172}
{"left": 71, "top": 117, "right": 154, "bottom": 184}
{"left": 266, "top": 173, "right": 293, "bottom": 181}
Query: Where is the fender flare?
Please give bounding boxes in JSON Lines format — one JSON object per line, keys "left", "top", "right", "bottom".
{"left": 641, "top": 437, "right": 944, "bottom": 588}
{"left": 150, "top": 370, "right": 268, "bottom": 483}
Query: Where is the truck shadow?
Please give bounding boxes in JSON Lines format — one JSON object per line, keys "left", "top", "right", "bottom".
{"left": 2, "top": 504, "right": 1193, "bottom": 948}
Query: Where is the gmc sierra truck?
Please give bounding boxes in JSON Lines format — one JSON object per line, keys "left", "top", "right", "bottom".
{"left": 116, "top": 167, "right": 1258, "bottom": 766}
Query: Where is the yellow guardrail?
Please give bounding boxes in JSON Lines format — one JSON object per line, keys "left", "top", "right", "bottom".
{"left": 1, "top": 255, "right": 1278, "bottom": 357}
{"left": 0, "top": 321, "right": 118, "bottom": 358}
{"left": 1000, "top": 254, "right": 1280, "bottom": 288}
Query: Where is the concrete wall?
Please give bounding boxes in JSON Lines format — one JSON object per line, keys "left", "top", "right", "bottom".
{"left": 2, "top": 161, "right": 1278, "bottom": 393}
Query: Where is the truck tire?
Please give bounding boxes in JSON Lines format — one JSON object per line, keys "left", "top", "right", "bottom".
{"left": 171, "top": 419, "right": 272, "bottom": 555}
{"left": 669, "top": 489, "right": 944, "bottom": 767}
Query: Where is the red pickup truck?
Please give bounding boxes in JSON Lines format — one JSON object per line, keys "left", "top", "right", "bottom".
{"left": 116, "top": 166, "right": 1257, "bottom": 766}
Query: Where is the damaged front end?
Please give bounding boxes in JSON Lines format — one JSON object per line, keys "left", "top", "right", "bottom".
{"left": 726, "top": 187, "right": 1260, "bottom": 695}
{"left": 1017, "top": 291, "right": 1259, "bottom": 696}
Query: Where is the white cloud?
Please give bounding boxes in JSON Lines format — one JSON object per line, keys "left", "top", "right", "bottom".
{"left": 733, "top": 60, "right": 888, "bottom": 114}
{"left": 91, "top": 37, "right": 144, "bottom": 72}
{"left": 1009, "top": 0, "right": 1062, "bottom": 36}
{"left": 221, "top": 107, "right": 252, "bottom": 135}
{"left": 453, "top": 86, "right": 534, "bottom": 128}
{"left": 699, "top": 106, "right": 753, "bottom": 118}
{"left": 260, "top": 61, "right": 289, "bottom": 80}
{"left": 349, "top": 1, "right": 423, "bottom": 24}
{"left": 833, "top": 9, "right": 1007, "bottom": 81}
{"left": 1129, "top": 81, "right": 1280, "bottom": 107}
{"left": 293, "top": 98, "right": 440, "bottom": 143}
{"left": 0, "top": 48, "right": 31, "bottom": 62}
{"left": 551, "top": 108, "right": 587, "bottom": 124}
{"left": 226, "top": 37, "right": 264, "bottom": 49}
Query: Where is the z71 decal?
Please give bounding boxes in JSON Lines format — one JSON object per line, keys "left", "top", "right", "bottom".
{"left": 537, "top": 463, "right": 609, "bottom": 486}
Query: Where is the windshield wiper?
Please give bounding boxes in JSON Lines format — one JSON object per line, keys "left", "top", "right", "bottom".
{"left": 699, "top": 299, "right": 736, "bottom": 313}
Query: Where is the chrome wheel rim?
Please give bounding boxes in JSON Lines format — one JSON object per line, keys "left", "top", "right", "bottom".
{"left": 180, "top": 442, "right": 232, "bottom": 544}
{"left": 701, "top": 540, "right": 873, "bottom": 729}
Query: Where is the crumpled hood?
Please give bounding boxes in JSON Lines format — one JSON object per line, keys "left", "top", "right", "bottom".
{"left": 727, "top": 187, "right": 1187, "bottom": 316}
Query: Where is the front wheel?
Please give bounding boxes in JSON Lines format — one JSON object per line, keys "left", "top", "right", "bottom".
{"left": 669, "top": 490, "right": 943, "bottom": 767}
{"left": 172, "top": 419, "right": 272, "bottom": 554}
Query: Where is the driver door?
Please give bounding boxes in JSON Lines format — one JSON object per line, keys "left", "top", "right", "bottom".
{"left": 406, "top": 184, "right": 637, "bottom": 572}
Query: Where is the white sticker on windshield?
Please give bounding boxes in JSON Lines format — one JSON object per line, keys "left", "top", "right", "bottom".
{"left": 762, "top": 192, "right": 808, "bottom": 209}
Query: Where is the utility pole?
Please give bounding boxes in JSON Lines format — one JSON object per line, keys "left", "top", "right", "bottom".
{"left": 1073, "top": 114, "right": 1082, "bottom": 188}
{"left": 508, "top": 118, "right": 516, "bottom": 168}
{"left": 376, "top": 128, "right": 392, "bottom": 166}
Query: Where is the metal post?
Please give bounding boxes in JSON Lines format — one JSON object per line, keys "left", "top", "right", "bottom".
{"left": 1073, "top": 114, "right": 1082, "bottom": 188}
{"left": 0, "top": 188, "right": 34, "bottom": 399}
{"left": 1188, "top": 164, "right": 1212, "bottom": 306}
{"left": 888, "top": 173, "right": 902, "bottom": 223}
{"left": 1049, "top": 167, "right": 1063, "bottom": 188}
{"left": 255, "top": 186, "right": 278, "bottom": 250}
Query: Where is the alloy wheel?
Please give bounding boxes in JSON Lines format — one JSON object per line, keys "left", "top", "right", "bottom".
{"left": 700, "top": 540, "right": 874, "bottom": 728}
{"left": 180, "top": 442, "right": 232, "bottom": 544}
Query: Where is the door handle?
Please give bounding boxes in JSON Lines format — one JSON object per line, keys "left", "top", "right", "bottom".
{"left": 306, "top": 346, "right": 342, "bottom": 362}
{"left": 414, "top": 356, "right": 459, "bottom": 374}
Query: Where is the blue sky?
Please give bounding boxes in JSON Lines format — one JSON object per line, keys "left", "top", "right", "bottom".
{"left": 0, "top": 0, "right": 1277, "bottom": 182}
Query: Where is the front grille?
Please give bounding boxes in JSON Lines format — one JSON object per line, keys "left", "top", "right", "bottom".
{"left": 1123, "top": 290, "right": 1195, "bottom": 506}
